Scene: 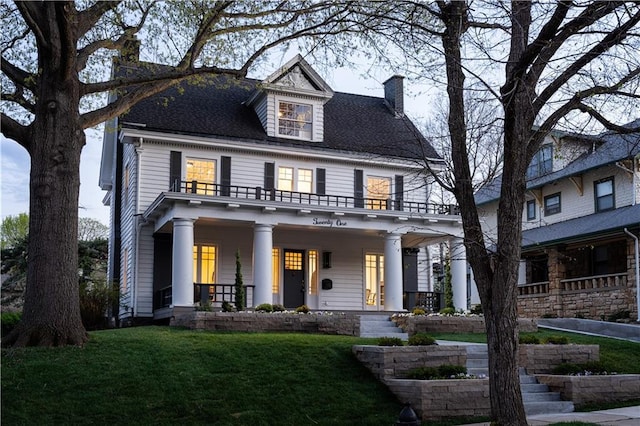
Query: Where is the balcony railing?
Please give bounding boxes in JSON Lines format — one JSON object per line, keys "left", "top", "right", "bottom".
{"left": 153, "top": 284, "right": 255, "bottom": 310}
{"left": 560, "top": 273, "right": 627, "bottom": 292}
{"left": 171, "top": 180, "right": 460, "bottom": 216}
{"left": 518, "top": 281, "right": 549, "bottom": 296}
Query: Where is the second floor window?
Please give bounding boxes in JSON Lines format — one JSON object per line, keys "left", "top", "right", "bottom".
{"left": 186, "top": 159, "right": 216, "bottom": 195}
{"left": 367, "top": 176, "right": 391, "bottom": 210}
{"left": 526, "top": 199, "right": 536, "bottom": 221}
{"left": 527, "top": 144, "right": 553, "bottom": 179}
{"left": 278, "top": 166, "right": 293, "bottom": 191}
{"left": 278, "top": 102, "right": 312, "bottom": 140}
{"left": 544, "top": 193, "right": 561, "bottom": 216}
{"left": 595, "top": 177, "right": 614, "bottom": 212}
{"left": 277, "top": 167, "right": 313, "bottom": 193}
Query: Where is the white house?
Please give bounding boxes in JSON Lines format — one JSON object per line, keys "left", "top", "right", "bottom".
{"left": 475, "top": 124, "right": 640, "bottom": 320}
{"left": 99, "top": 55, "right": 467, "bottom": 323}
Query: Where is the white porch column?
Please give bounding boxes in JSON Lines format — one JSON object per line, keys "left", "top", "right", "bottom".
{"left": 172, "top": 218, "right": 194, "bottom": 307}
{"left": 253, "top": 224, "right": 273, "bottom": 306}
{"left": 450, "top": 237, "right": 468, "bottom": 312}
{"left": 384, "top": 232, "right": 404, "bottom": 311}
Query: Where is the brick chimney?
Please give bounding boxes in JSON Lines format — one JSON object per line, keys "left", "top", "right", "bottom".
{"left": 383, "top": 75, "right": 405, "bottom": 116}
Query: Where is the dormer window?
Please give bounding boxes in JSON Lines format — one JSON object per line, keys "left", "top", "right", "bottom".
{"left": 278, "top": 101, "right": 312, "bottom": 140}
{"left": 527, "top": 144, "right": 553, "bottom": 179}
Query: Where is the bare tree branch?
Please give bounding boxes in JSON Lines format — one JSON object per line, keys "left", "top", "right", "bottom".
{"left": 75, "top": 1, "right": 121, "bottom": 38}
{"left": 0, "top": 113, "right": 30, "bottom": 150}
{"left": 1, "top": 56, "right": 34, "bottom": 90}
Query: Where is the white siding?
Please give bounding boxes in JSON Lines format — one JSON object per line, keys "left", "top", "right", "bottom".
{"left": 119, "top": 142, "right": 138, "bottom": 316}
{"left": 136, "top": 226, "right": 155, "bottom": 317}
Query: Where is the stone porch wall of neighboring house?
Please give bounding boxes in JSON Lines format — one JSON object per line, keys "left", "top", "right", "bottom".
{"left": 351, "top": 345, "right": 467, "bottom": 380}
{"left": 171, "top": 311, "right": 361, "bottom": 336}
{"left": 536, "top": 374, "right": 640, "bottom": 406}
{"left": 518, "top": 240, "right": 638, "bottom": 320}
{"left": 392, "top": 315, "right": 538, "bottom": 335}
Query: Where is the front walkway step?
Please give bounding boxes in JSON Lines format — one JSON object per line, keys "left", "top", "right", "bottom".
{"left": 462, "top": 344, "right": 575, "bottom": 416}
{"left": 359, "top": 315, "right": 408, "bottom": 340}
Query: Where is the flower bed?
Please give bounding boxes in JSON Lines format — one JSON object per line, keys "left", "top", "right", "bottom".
{"left": 536, "top": 374, "right": 640, "bottom": 406}
{"left": 392, "top": 314, "right": 538, "bottom": 334}
{"left": 172, "top": 311, "right": 360, "bottom": 336}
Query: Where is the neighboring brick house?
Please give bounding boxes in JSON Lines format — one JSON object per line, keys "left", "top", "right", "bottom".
{"left": 99, "top": 55, "right": 467, "bottom": 323}
{"left": 475, "top": 124, "right": 640, "bottom": 320}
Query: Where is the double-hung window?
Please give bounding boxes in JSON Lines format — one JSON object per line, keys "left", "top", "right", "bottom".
{"left": 544, "top": 193, "right": 561, "bottom": 216}
{"left": 366, "top": 176, "right": 391, "bottom": 210}
{"left": 527, "top": 144, "right": 553, "bottom": 179}
{"left": 278, "top": 102, "right": 312, "bottom": 140}
{"left": 186, "top": 159, "right": 216, "bottom": 195}
{"left": 526, "top": 199, "right": 536, "bottom": 221}
{"left": 277, "top": 166, "right": 313, "bottom": 193}
{"left": 594, "top": 177, "right": 614, "bottom": 212}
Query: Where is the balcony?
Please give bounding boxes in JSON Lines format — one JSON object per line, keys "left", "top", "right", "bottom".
{"left": 172, "top": 180, "right": 460, "bottom": 216}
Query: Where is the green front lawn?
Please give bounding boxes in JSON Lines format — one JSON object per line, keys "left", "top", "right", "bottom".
{"left": 2, "top": 327, "right": 400, "bottom": 425}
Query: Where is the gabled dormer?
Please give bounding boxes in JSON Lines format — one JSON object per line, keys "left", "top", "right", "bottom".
{"left": 246, "top": 54, "right": 334, "bottom": 143}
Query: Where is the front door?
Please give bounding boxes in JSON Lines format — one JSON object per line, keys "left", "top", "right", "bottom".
{"left": 365, "top": 253, "right": 384, "bottom": 310}
{"left": 283, "top": 249, "right": 305, "bottom": 308}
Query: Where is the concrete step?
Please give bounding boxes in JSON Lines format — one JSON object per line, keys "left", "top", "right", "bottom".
{"left": 521, "top": 383, "right": 551, "bottom": 393}
{"left": 523, "top": 391, "right": 562, "bottom": 402}
{"left": 524, "top": 401, "right": 575, "bottom": 416}
{"left": 359, "top": 315, "right": 408, "bottom": 340}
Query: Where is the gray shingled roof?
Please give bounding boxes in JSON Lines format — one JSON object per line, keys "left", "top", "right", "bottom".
{"left": 119, "top": 73, "right": 442, "bottom": 161}
{"left": 475, "top": 122, "right": 640, "bottom": 205}
{"left": 522, "top": 203, "right": 640, "bottom": 249}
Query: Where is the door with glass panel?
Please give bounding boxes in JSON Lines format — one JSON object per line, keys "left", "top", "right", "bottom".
{"left": 283, "top": 249, "right": 305, "bottom": 308}
{"left": 365, "top": 253, "right": 384, "bottom": 310}
{"left": 193, "top": 245, "right": 216, "bottom": 303}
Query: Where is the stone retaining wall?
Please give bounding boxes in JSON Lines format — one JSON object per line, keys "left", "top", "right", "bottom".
{"left": 385, "top": 378, "right": 490, "bottom": 420}
{"left": 519, "top": 344, "right": 599, "bottom": 374}
{"left": 172, "top": 311, "right": 360, "bottom": 336}
{"left": 352, "top": 345, "right": 467, "bottom": 380}
{"left": 392, "top": 315, "right": 538, "bottom": 335}
{"left": 536, "top": 374, "right": 640, "bottom": 406}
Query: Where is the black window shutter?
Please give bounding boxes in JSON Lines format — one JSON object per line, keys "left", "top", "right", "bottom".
{"left": 264, "top": 162, "right": 275, "bottom": 189}
{"left": 395, "top": 175, "right": 404, "bottom": 211}
{"left": 221, "top": 156, "right": 231, "bottom": 196}
{"left": 354, "top": 169, "right": 364, "bottom": 208}
{"left": 169, "top": 151, "right": 182, "bottom": 191}
{"left": 316, "top": 168, "right": 326, "bottom": 195}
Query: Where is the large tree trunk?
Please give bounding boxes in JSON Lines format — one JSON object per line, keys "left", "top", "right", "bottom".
{"left": 2, "top": 42, "right": 88, "bottom": 347}
{"left": 440, "top": 1, "right": 528, "bottom": 424}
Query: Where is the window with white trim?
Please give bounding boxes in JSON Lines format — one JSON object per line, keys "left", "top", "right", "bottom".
{"left": 186, "top": 158, "right": 216, "bottom": 195}
{"left": 278, "top": 101, "right": 312, "bottom": 140}
{"left": 526, "top": 199, "right": 536, "bottom": 221}
{"left": 366, "top": 176, "right": 391, "bottom": 210}
{"left": 594, "top": 177, "right": 614, "bottom": 212}
{"left": 544, "top": 193, "right": 561, "bottom": 216}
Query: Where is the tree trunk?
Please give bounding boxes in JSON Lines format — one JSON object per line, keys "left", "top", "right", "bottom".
{"left": 2, "top": 61, "right": 88, "bottom": 347}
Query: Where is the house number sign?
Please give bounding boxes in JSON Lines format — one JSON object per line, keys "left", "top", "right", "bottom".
{"left": 312, "top": 217, "right": 347, "bottom": 227}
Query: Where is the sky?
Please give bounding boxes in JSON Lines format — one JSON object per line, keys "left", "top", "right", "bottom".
{"left": 0, "top": 60, "right": 437, "bottom": 227}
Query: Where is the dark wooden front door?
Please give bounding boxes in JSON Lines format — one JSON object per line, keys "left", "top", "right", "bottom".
{"left": 283, "top": 249, "right": 305, "bottom": 308}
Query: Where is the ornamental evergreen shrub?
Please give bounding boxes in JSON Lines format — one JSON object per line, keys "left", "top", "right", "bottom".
{"left": 377, "top": 337, "right": 404, "bottom": 346}
{"left": 1, "top": 311, "right": 22, "bottom": 336}
{"left": 411, "top": 307, "right": 426, "bottom": 315}
{"left": 406, "top": 364, "right": 466, "bottom": 380}
{"left": 255, "top": 303, "right": 273, "bottom": 312}
{"left": 519, "top": 335, "right": 541, "bottom": 344}
{"left": 408, "top": 333, "right": 436, "bottom": 346}
{"left": 221, "top": 301, "right": 235, "bottom": 312}
{"left": 234, "top": 249, "right": 245, "bottom": 311}
{"left": 544, "top": 335, "right": 569, "bottom": 345}
{"left": 552, "top": 361, "right": 609, "bottom": 375}
{"left": 439, "top": 307, "right": 455, "bottom": 316}
{"left": 272, "top": 304, "right": 285, "bottom": 312}
{"left": 295, "top": 304, "right": 310, "bottom": 314}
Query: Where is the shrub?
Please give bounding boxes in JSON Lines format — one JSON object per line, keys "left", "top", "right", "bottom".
{"left": 411, "top": 307, "right": 426, "bottom": 315}
{"left": 519, "top": 335, "right": 541, "bottom": 344}
{"left": 295, "top": 304, "right": 310, "bottom": 314}
{"left": 234, "top": 249, "right": 245, "bottom": 311}
{"left": 408, "top": 333, "right": 436, "bottom": 346}
{"left": 607, "top": 310, "right": 630, "bottom": 322}
{"left": 469, "top": 304, "right": 483, "bottom": 315}
{"left": 439, "top": 307, "right": 456, "bottom": 316}
{"left": 1, "top": 311, "right": 22, "bottom": 336}
{"left": 544, "top": 335, "right": 569, "bottom": 345}
{"left": 552, "top": 361, "right": 609, "bottom": 375}
{"left": 272, "top": 304, "right": 285, "bottom": 312}
{"left": 255, "top": 303, "right": 273, "bottom": 312}
{"left": 378, "top": 337, "right": 404, "bottom": 346}
{"left": 221, "top": 301, "right": 235, "bottom": 312}
{"left": 406, "top": 365, "right": 467, "bottom": 380}
{"left": 79, "top": 280, "right": 120, "bottom": 330}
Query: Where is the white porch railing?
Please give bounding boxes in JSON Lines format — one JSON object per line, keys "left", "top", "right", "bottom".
{"left": 560, "top": 272, "right": 628, "bottom": 292}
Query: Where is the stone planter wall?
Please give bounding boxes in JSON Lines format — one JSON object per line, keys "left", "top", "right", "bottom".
{"left": 519, "top": 344, "right": 599, "bottom": 374}
{"left": 172, "top": 311, "right": 360, "bottom": 336}
{"left": 393, "top": 315, "right": 538, "bottom": 335}
{"left": 352, "top": 345, "right": 467, "bottom": 380}
{"left": 386, "top": 378, "right": 490, "bottom": 420}
{"left": 536, "top": 374, "right": 640, "bottom": 406}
